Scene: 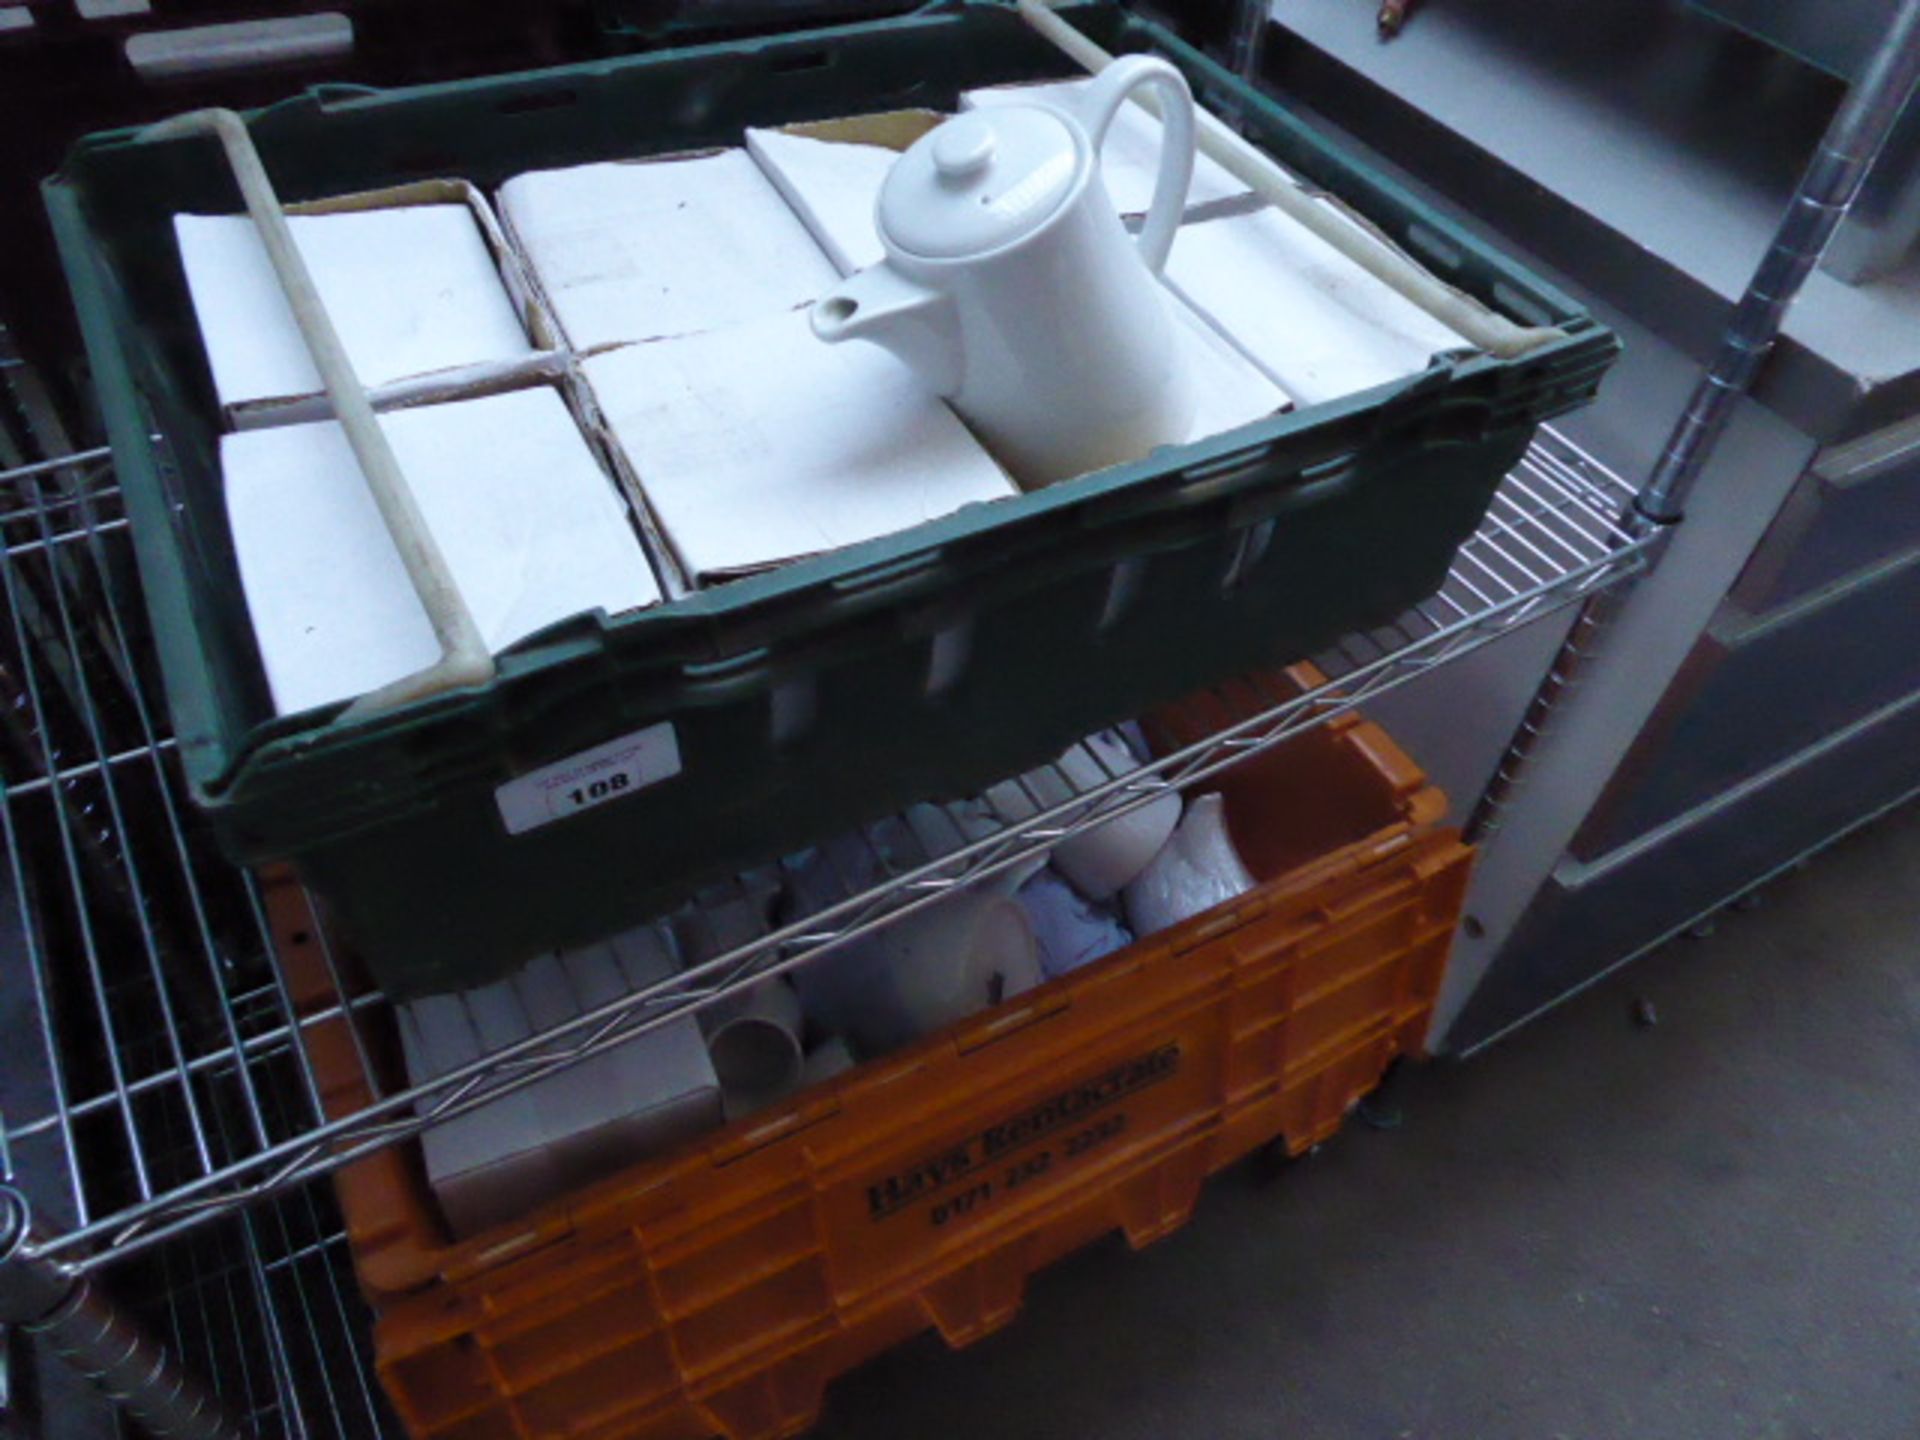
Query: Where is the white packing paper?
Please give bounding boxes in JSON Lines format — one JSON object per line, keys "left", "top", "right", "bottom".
{"left": 498, "top": 149, "right": 843, "bottom": 350}
{"left": 222, "top": 386, "right": 661, "bottom": 715}
{"left": 1171, "top": 291, "right": 1291, "bottom": 440}
{"left": 581, "top": 309, "right": 1017, "bottom": 581}
{"left": 746, "top": 124, "right": 907, "bottom": 276}
{"left": 1166, "top": 206, "right": 1471, "bottom": 406}
{"left": 174, "top": 204, "right": 535, "bottom": 414}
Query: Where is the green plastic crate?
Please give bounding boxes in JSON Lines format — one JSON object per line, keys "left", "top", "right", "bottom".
{"left": 593, "top": 0, "right": 922, "bottom": 49}
{"left": 46, "top": 1, "right": 1617, "bottom": 996}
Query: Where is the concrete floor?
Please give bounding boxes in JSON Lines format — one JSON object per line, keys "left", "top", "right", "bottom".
{"left": 821, "top": 801, "right": 1920, "bottom": 1440}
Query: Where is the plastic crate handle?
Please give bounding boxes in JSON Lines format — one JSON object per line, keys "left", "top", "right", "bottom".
{"left": 1015, "top": 0, "right": 1560, "bottom": 359}
{"left": 305, "top": 83, "right": 383, "bottom": 107}
{"left": 137, "top": 107, "right": 496, "bottom": 720}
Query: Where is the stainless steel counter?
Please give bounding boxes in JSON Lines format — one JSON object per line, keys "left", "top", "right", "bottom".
{"left": 1255, "top": 0, "right": 1920, "bottom": 1049}
{"left": 1266, "top": 0, "right": 1920, "bottom": 439}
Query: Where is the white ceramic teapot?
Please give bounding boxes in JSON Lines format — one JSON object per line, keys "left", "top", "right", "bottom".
{"left": 810, "top": 55, "right": 1199, "bottom": 487}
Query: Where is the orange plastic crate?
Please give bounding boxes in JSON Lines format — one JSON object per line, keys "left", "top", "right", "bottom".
{"left": 276, "top": 667, "right": 1472, "bottom": 1440}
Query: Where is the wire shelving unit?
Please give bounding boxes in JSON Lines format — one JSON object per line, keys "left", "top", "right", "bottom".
{"left": 0, "top": 382, "right": 1651, "bottom": 1440}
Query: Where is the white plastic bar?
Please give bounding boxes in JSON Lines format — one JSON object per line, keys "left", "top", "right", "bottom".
{"left": 1015, "top": 0, "right": 1562, "bottom": 357}
{"left": 137, "top": 107, "right": 494, "bottom": 718}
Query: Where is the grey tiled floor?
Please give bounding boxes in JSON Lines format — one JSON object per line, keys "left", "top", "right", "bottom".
{"left": 821, "top": 801, "right": 1920, "bottom": 1440}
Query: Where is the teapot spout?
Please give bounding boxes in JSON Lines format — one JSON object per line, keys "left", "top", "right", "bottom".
{"left": 811, "top": 263, "right": 961, "bottom": 396}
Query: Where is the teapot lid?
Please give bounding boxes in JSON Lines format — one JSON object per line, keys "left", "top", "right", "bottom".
{"left": 877, "top": 107, "right": 1081, "bottom": 261}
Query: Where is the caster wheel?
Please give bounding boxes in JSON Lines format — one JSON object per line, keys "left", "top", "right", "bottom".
{"left": 1357, "top": 1093, "right": 1404, "bottom": 1131}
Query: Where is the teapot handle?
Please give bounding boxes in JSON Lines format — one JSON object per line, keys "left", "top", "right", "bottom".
{"left": 1080, "top": 54, "right": 1196, "bottom": 274}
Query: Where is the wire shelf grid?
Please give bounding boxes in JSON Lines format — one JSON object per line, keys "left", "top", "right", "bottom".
{"left": 0, "top": 426, "right": 1650, "bottom": 1282}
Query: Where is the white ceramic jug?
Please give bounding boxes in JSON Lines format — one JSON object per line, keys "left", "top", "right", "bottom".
{"left": 1050, "top": 730, "right": 1182, "bottom": 899}
{"left": 811, "top": 55, "right": 1198, "bottom": 487}
{"left": 791, "top": 888, "right": 1042, "bottom": 1054}
{"left": 1122, "top": 792, "right": 1256, "bottom": 937}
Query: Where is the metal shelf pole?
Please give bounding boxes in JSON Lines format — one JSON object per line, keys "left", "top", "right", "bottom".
{"left": 0, "top": 1187, "right": 238, "bottom": 1440}
{"left": 1465, "top": 0, "right": 1920, "bottom": 843}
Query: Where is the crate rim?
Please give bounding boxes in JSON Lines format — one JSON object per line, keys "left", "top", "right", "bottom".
{"left": 41, "top": 0, "right": 1612, "bottom": 811}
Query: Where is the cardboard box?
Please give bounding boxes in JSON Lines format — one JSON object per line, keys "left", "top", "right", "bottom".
{"left": 961, "top": 78, "right": 1255, "bottom": 220}
{"left": 563, "top": 939, "right": 723, "bottom": 1165}
{"left": 397, "top": 994, "right": 562, "bottom": 1239}
{"left": 398, "top": 926, "right": 722, "bottom": 1238}
{"left": 1166, "top": 206, "right": 1471, "bottom": 407}
{"left": 512, "top": 949, "right": 722, "bottom": 1192}
{"left": 579, "top": 309, "right": 1018, "bottom": 583}
{"left": 222, "top": 385, "right": 662, "bottom": 716}
{"left": 507, "top": 955, "right": 606, "bottom": 1185}
{"left": 746, "top": 109, "right": 945, "bottom": 275}
{"left": 497, "top": 148, "right": 843, "bottom": 351}
{"left": 174, "top": 179, "right": 561, "bottom": 430}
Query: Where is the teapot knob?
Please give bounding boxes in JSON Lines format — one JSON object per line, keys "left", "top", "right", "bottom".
{"left": 932, "top": 115, "right": 997, "bottom": 182}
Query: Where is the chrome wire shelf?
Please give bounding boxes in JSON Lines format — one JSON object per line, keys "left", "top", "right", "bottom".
{"left": 0, "top": 425, "right": 1650, "bottom": 1281}
{"left": 111, "top": 1114, "right": 393, "bottom": 1440}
